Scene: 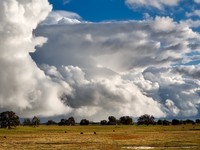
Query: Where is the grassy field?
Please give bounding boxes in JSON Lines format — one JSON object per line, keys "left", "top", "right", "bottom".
{"left": 0, "top": 124, "right": 200, "bottom": 150}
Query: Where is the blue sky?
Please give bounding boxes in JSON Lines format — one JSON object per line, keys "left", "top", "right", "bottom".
{"left": 48, "top": 0, "right": 200, "bottom": 23}
{"left": 49, "top": 0, "right": 142, "bottom": 21}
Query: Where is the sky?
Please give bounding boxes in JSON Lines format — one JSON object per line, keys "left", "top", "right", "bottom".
{"left": 0, "top": 0, "right": 200, "bottom": 122}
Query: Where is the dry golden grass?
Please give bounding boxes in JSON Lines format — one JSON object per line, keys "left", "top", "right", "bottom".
{"left": 0, "top": 124, "right": 200, "bottom": 149}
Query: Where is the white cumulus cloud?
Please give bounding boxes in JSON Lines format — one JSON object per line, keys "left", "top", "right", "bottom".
{"left": 125, "top": 0, "right": 180, "bottom": 10}
{"left": 0, "top": 0, "right": 72, "bottom": 117}
{"left": 40, "top": 11, "right": 81, "bottom": 25}
{"left": 180, "top": 19, "right": 200, "bottom": 28}
{"left": 194, "top": 0, "right": 200, "bottom": 3}
{"left": 186, "top": 9, "right": 200, "bottom": 17}
{"left": 31, "top": 15, "right": 200, "bottom": 119}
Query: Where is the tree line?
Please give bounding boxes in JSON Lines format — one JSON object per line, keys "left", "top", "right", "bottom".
{"left": 0, "top": 111, "right": 40, "bottom": 129}
{"left": 0, "top": 111, "right": 200, "bottom": 129}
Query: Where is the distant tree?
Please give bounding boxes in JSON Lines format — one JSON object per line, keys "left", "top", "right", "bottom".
{"left": 100, "top": 120, "right": 108, "bottom": 125}
{"left": 108, "top": 116, "right": 117, "bottom": 125}
{"left": 67, "top": 117, "right": 75, "bottom": 126}
{"left": 58, "top": 119, "right": 67, "bottom": 126}
{"left": 58, "top": 117, "right": 75, "bottom": 126}
{"left": 119, "top": 116, "right": 133, "bottom": 125}
{"left": 32, "top": 116, "right": 40, "bottom": 127}
{"left": 157, "top": 119, "right": 163, "bottom": 125}
{"left": 0, "top": 111, "right": 20, "bottom": 129}
{"left": 185, "top": 119, "right": 195, "bottom": 125}
{"left": 157, "top": 119, "right": 170, "bottom": 126}
{"left": 162, "top": 120, "right": 170, "bottom": 126}
{"left": 183, "top": 120, "right": 187, "bottom": 125}
{"left": 80, "top": 119, "right": 89, "bottom": 125}
{"left": 172, "top": 119, "right": 180, "bottom": 125}
{"left": 46, "top": 120, "right": 57, "bottom": 125}
{"left": 137, "top": 114, "right": 155, "bottom": 125}
{"left": 196, "top": 119, "right": 200, "bottom": 124}
{"left": 23, "top": 118, "right": 32, "bottom": 126}
{"left": 179, "top": 120, "right": 184, "bottom": 125}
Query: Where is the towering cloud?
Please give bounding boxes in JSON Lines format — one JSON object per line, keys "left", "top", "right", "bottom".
{"left": 32, "top": 14, "right": 200, "bottom": 120}
{"left": 0, "top": 0, "right": 72, "bottom": 117}
{"left": 1, "top": 0, "right": 200, "bottom": 121}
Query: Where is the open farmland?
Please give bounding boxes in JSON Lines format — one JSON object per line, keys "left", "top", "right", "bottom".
{"left": 0, "top": 125, "right": 200, "bottom": 150}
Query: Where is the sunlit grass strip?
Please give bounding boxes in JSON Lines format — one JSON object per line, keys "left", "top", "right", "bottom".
{"left": 0, "top": 124, "right": 200, "bottom": 149}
